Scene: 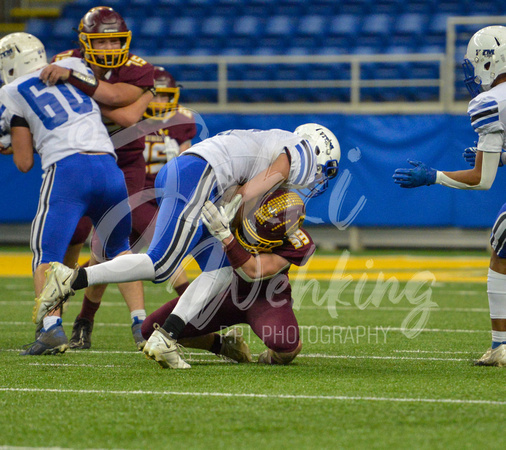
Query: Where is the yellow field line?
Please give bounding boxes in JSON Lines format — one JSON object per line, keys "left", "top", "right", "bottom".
{"left": 0, "top": 252, "right": 489, "bottom": 283}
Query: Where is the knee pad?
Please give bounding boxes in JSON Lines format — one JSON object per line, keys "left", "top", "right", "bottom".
{"left": 488, "top": 268, "right": 506, "bottom": 319}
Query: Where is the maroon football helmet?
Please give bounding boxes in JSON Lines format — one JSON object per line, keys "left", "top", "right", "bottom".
{"left": 78, "top": 6, "right": 131, "bottom": 68}
{"left": 144, "top": 67, "right": 180, "bottom": 120}
{"left": 235, "top": 190, "right": 306, "bottom": 252}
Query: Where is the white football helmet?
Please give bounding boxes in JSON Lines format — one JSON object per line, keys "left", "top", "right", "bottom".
{"left": 463, "top": 25, "right": 506, "bottom": 97}
{"left": 294, "top": 123, "right": 341, "bottom": 179}
{"left": 0, "top": 32, "right": 47, "bottom": 84}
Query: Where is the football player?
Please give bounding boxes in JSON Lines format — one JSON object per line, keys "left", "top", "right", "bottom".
{"left": 393, "top": 25, "right": 506, "bottom": 367}
{"left": 36, "top": 124, "right": 341, "bottom": 368}
{"left": 0, "top": 33, "right": 143, "bottom": 355}
{"left": 44, "top": 6, "right": 155, "bottom": 350}
{"left": 141, "top": 189, "right": 313, "bottom": 366}
{"left": 133, "top": 67, "right": 197, "bottom": 295}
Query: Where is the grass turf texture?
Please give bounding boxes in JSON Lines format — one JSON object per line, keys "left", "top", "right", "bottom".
{"left": 0, "top": 249, "right": 504, "bottom": 449}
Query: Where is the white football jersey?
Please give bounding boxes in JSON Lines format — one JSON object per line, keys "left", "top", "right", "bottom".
{"left": 0, "top": 102, "right": 10, "bottom": 148}
{"left": 0, "top": 58, "right": 115, "bottom": 169}
{"left": 185, "top": 128, "right": 317, "bottom": 193}
{"left": 467, "top": 82, "right": 506, "bottom": 152}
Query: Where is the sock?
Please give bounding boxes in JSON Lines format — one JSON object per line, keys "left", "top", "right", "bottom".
{"left": 85, "top": 253, "right": 155, "bottom": 285}
{"left": 210, "top": 333, "right": 223, "bottom": 355}
{"left": 161, "top": 314, "right": 186, "bottom": 340}
{"left": 72, "top": 268, "right": 89, "bottom": 290}
{"left": 175, "top": 281, "right": 190, "bottom": 297}
{"left": 77, "top": 296, "right": 101, "bottom": 322}
{"left": 491, "top": 330, "right": 506, "bottom": 349}
{"left": 130, "top": 309, "right": 146, "bottom": 324}
{"left": 43, "top": 316, "right": 60, "bottom": 330}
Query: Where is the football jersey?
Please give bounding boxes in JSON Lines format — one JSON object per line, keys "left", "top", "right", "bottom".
{"left": 0, "top": 58, "right": 115, "bottom": 170}
{"left": 52, "top": 49, "right": 154, "bottom": 160}
{"left": 185, "top": 129, "right": 317, "bottom": 194}
{"left": 234, "top": 227, "right": 315, "bottom": 297}
{"left": 0, "top": 102, "right": 10, "bottom": 148}
{"left": 467, "top": 82, "right": 506, "bottom": 152}
{"left": 144, "top": 106, "right": 197, "bottom": 176}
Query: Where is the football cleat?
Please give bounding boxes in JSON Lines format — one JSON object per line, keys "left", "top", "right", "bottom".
{"left": 474, "top": 344, "right": 506, "bottom": 367}
{"left": 258, "top": 341, "right": 302, "bottom": 365}
{"left": 220, "top": 328, "right": 252, "bottom": 363}
{"left": 69, "top": 317, "right": 93, "bottom": 350}
{"left": 33, "top": 262, "right": 77, "bottom": 326}
{"left": 20, "top": 319, "right": 68, "bottom": 355}
{"left": 131, "top": 317, "right": 146, "bottom": 351}
{"left": 143, "top": 325, "right": 190, "bottom": 369}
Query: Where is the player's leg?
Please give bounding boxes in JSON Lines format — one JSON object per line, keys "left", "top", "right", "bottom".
{"left": 25, "top": 159, "right": 90, "bottom": 355}
{"left": 477, "top": 204, "right": 506, "bottom": 366}
{"left": 247, "top": 295, "right": 302, "bottom": 365}
{"left": 141, "top": 289, "right": 252, "bottom": 363}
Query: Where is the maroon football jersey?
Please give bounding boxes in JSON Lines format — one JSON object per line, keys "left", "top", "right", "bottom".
{"left": 143, "top": 106, "right": 197, "bottom": 179}
{"left": 233, "top": 228, "right": 316, "bottom": 299}
{"left": 51, "top": 49, "right": 154, "bottom": 163}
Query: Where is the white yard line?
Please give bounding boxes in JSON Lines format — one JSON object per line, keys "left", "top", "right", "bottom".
{"left": 0, "top": 387, "right": 503, "bottom": 406}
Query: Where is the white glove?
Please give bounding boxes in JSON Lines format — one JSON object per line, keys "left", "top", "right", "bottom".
{"left": 163, "top": 136, "right": 180, "bottom": 162}
{"left": 202, "top": 194, "right": 242, "bottom": 241}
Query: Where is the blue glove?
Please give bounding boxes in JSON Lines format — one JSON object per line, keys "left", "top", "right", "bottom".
{"left": 463, "top": 147, "right": 477, "bottom": 167}
{"left": 393, "top": 160, "right": 437, "bottom": 188}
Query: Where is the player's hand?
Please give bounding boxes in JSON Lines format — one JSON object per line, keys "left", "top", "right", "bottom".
{"left": 39, "top": 64, "right": 71, "bottom": 85}
{"left": 202, "top": 194, "right": 242, "bottom": 241}
{"left": 463, "top": 147, "right": 477, "bottom": 167}
{"left": 393, "top": 160, "right": 437, "bottom": 188}
{"left": 0, "top": 144, "right": 13, "bottom": 155}
{"left": 163, "top": 136, "right": 180, "bottom": 162}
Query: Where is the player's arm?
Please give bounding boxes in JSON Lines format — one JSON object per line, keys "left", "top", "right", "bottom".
{"left": 100, "top": 89, "right": 155, "bottom": 128}
{"left": 39, "top": 64, "right": 145, "bottom": 107}
{"left": 201, "top": 198, "right": 290, "bottom": 280}
{"left": 179, "top": 140, "right": 192, "bottom": 152}
{"left": 10, "top": 117, "right": 34, "bottom": 173}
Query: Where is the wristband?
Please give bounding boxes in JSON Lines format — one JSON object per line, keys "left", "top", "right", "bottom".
{"left": 148, "top": 87, "right": 157, "bottom": 97}
{"left": 68, "top": 69, "right": 98, "bottom": 97}
{"left": 225, "top": 236, "right": 252, "bottom": 269}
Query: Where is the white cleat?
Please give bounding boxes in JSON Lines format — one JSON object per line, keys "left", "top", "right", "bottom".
{"left": 475, "top": 344, "right": 506, "bottom": 367}
{"left": 220, "top": 327, "right": 252, "bottom": 363}
{"left": 143, "top": 326, "right": 190, "bottom": 369}
{"left": 33, "top": 262, "right": 77, "bottom": 326}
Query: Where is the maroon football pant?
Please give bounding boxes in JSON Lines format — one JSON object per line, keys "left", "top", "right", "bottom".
{"left": 141, "top": 292, "right": 300, "bottom": 353}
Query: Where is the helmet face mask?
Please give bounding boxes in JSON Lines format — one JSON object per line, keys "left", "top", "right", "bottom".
{"left": 463, "top": 25, "right": 506, "bottom": 97}
{"left": 235, "top": 190, "right": 306, "bottom": 253}
{"left": 144, "top": 67, "right": 180, "bottom": 120}
{"left": 78, "top": 7, "right": 131, "bottom": 69}
{"left": 0, "top": 32, "right": 47, "bottom": 84}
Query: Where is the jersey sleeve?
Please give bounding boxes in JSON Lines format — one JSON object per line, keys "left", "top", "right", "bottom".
{"left": 51, "top": 49, "right": 81, "bottom": 62}
{"left": 0, "top": 103, "right": 12, "bottom": 147}
{"left": 165, "top": 107, "right": 197, "bottom": 144}
{"left": 0, "top": 85, "right": 23, "bottom": 118}
{"left": 116, "top": 55, "right": 155, "bottom": 88}
{"left": 284, "top": 138, "right": 317, "bottom": 188}
{"left": 468, "top": 93, "right": 504, "bottom": 136}
{"left": 55, "top": 57, "right": 94, "bottom": 77}
{"left": 274, "top": 228, "right": 316, "bottom": 267}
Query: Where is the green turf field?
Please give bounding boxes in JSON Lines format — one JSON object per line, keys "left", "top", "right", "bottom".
{"left": 0, "top": 250, "right": 504, "bottom": 449}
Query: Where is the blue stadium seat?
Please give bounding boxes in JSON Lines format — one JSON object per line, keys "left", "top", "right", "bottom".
{"left": 361, "top": 14, "right": 393, "bottom": 37}
{"left": 233, "top": 16, "right": 263, "bottom": 37}
{"left": 168, "top": 16, "right": 198, "bottom": 37}
{"left": 202, "top": 16, "right": 231, "bottom": 37}
{"left": 265, "top": 16, "right": 295, "bottom": 36}
{"left": 139, "top": 17, "right": 166, "bottom": 38}
{"left": 329, "top": 15, "right": 361, "bottom": 37}
{"left": 395, "top": 13, "right": 427, "bottom": 36}
{"left": 298, "top": 15, "right": 327, "bottom": 36}
{"left": 52, "top": 18, "right": 78, "bottom": 40}
{"left": 25, "top": 19, "right": 54, "bottom": 41}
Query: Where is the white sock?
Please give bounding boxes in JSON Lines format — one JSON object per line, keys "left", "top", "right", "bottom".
{"left": 130, "top": 309, "right": 146, "bottom": 323}
{"left": 43, "top": 316, "right": 60, "bottom": 330}
{"left": 487, "top": 268, "right": 506, "bottom": 318}
{"left": 86, "top": 253, "right": 155, "bottom": 285}
{"left": 172, "top": 267, "right": 233, "bottom": 326}
{"left": 491, "top": 330, "right": 506, "bottom": 344}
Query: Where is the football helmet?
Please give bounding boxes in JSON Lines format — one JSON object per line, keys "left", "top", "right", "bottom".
{"left": 463, "top": 25, "right": 506, "bottom": 97}
{"left": 78, "top": 6, "right": 132, "bottom": 68}
{"left": 0, "top": 32, "right": 47, "bottom": 84}
{"left": 235, "top": 189, "right": 305, "bottom": 253}
{"left": 294, "top": 123, "right": 340, "bottom": 197}
{"left": 144, "top": 67, "right": 180, "bottom": 120}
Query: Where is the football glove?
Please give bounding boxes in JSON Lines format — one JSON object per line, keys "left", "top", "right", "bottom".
{"left": 463, "top": 146, "right": 506, "bottom": 168}
{"left": 202, "top": 194, "right": 242, "bottom": 241}
{"left": 163, "top": 136, "right": 180, "bottom": 162}
{"left": 393, "top": 160, "right": 437, "bottom": 188}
